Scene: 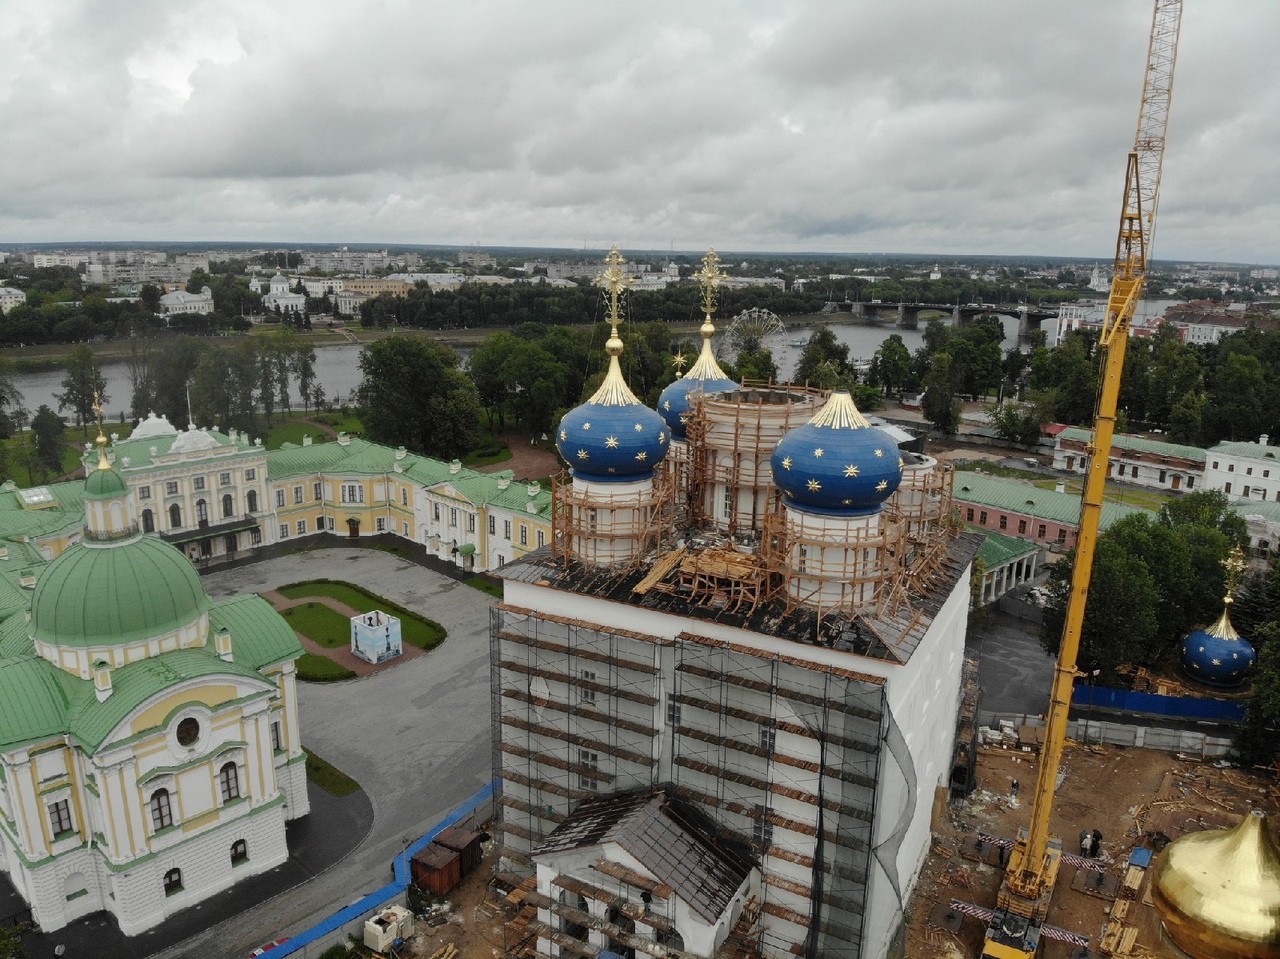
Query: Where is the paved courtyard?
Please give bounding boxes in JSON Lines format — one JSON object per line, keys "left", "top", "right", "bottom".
{"left": 110, "top": 547, "right": 494, "bottom": 959}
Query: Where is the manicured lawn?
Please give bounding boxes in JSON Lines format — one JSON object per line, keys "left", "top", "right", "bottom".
{"left": 312, "top": 411, "right": 364, "bottom": 434}
{"left": 264, "top": 417, "right": 323, "bottom": 449}
{"left": 304, "top": 749, "right": 361, "bottom": 796}
{"left": 462, "top": 445, "right": 513, "bottom": 467}
{"left": 295, "top": 652, "right": 355, "bottom": 683}
{"left": 955, "top": 462, "right": 1043, "bottom": 482}
{"left": 280, "top": 602, "right": 351, "bottom": 648}
{"left": 465, "top": 575, "right": 503, "bottom": 598}
{"left": 1035, "top": 478, "right": 1171, "bottom": 511}
{"left": 277, "top": 581, "right": 446, "bottom": 650}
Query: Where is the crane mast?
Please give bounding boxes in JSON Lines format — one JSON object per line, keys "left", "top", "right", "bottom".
{"left": 982, "top": 3, "right": 1181, "bottom": 955}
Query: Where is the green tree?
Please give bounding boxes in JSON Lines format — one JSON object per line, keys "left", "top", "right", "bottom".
{"left": 1040, "top": 538, "right": 1160, "bottom": 675}
{"left": 794, "top": 326, "right": 850, "bottom": 384}
{"left": 0, "top": 356, "right": 25, "bottom": 439}
{"left": 31, "top": 405, "right": 65, "bottom": 479}
{"left": 1167, "top": 389, "right": 1206, "bottom": 446}
{"left": 358, "top": 336, "right": 481, "bottom": 458}
{"left": 733, "top": 347, "right": 778, "bottom": 384}
{"left": 0, "top": 921, "right": 27, "bottom": 959}
{"left": 921, "top": 352, "right": 961, "bottom": 434}
{"left": 55, "top": 345, "right": 107, "bottom": 434}
{"left": 871, "top": 334, "right": 911, "bottom": 395}
{"left": 1159, "top": 490, "right": 1248, "bottom": 548}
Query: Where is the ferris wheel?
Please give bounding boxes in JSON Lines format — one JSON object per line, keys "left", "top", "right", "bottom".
{"left": 723, "top": 307, "right": 786, "bottom": 355}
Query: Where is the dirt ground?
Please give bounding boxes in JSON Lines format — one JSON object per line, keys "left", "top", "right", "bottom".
{"left": 396, "top": 838, "right": 510, "bottom": 959}
{"left": 907, "top": 741, "right": 1280, "bottom": 959}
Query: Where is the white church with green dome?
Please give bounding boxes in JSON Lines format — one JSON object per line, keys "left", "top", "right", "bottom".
{"left": 0, "top": 427, "right": 309, "bottom": 935}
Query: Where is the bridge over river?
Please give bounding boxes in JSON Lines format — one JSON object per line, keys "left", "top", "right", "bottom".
{"left": 825, "top": 300, "right": 1058, "bottom": 340}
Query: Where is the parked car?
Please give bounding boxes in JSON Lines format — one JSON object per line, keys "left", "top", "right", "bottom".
{"left": 248, "top": 938, "right": 289, "bottom": 958}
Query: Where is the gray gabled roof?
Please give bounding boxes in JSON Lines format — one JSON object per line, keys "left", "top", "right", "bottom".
{"left": 533, "top": 788, "right": 755, "bottom": 924}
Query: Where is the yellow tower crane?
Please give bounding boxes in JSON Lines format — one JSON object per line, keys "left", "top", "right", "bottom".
{"left": 980, "top": 3, "right": 1183, "bottom": 957}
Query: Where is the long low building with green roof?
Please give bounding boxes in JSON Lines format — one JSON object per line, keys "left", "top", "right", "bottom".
{"left": 0, "top": 439, "right": 310, "bottom": 937}
{"left": 953, "top": 471, "right": 1149, "bottom": 550}
{"left": 1052, "top": 426, "right": 1205, "bottom": 494}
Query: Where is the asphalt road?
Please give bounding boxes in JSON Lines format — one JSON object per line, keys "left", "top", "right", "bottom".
{"left": 149, "top": 547, "right": 497, "bottom": 959}
{"left": 966, "top": 605, "right": 1058, "bottom": 718}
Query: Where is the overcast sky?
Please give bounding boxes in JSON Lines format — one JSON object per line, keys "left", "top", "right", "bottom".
{"left": 2, "top": 1, "right": 1276, "bottom": 264}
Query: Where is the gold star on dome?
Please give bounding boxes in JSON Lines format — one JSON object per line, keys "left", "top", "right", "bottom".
{"left": 635, "top": 451, "right": 648, "bottom": 462}
{"left": 634, "top": 423, "right": 644, "bottom": 432}
{"left": 807, "top": 479, "right": 822, "bottom": 492}
{"left": 898, "top": 457, "right": 905, "bottom": 469}
{"left": 672, "top": 353, "right": 689, "bottom": 371}
{"left": 559, "top": 430, "right": 567, "bottom": 441}
{"left": 608, "top": 467, "right": 617, "bottom": 473}
{"left": 658, "top": 432, "right": 667, "bottom": 445}
{"left": 875, "top": 479, "right": 888, "bottom": 492}
{"left": 844, "top": 464, "right": 859, "bottom": 478}
{"left": 577, "top": 449, "right": 589, "bottom": 460}
{"left": 781, "top": 456, "right": 792, "bottom": 470}
{"left": 873, "top": 448, "right": 884, "bottom": 458}
{"left": 1211, "top": 658, "right": 1222, "bottom": 666}
{"left": 582, "top": 422, "right": 591, "bottom": 431}
{"left": 663, "top": 400, "right": 672, "bottom": 411}
{"left": 813, "top": 448, "right": 825, "bottom": 458}
{"left": 842, "top": 499, "right": 853, "bottom": 505}
{"left": 605, "top": 436, "right": 619, "bottom": 448}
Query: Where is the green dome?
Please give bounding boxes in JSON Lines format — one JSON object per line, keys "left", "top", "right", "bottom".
{"left": 31, "top": 536, "right": 210, "bottom": 647}
{"left": 84, "top": 466, "right": 129, "bottom": 501}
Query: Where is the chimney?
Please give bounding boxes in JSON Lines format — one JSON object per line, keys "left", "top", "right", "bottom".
{"left": 337, "top": 432, "right": 350, "bottom": 447}
{"left": 395, "top": 446, "right": 407, "bottom": 461}
{"left": 450, "top": 459, "right": 462, "bottom": 474}
{"left": 214, "top": 626, "right": 233, "bottom": 662}
{"left": 1055, "top": 482, "right": 1065, "bottom": 494}
{"left": 1261, "top": 434, "right": 1270, "bottom": 447}
{"left": 93, "top": 660, "right": 113, "bottom": 702}
{"left": 527, "top": 482, "right": 540, "bottom": 497}
{"left": 302, "top": 434, "right": 312, "bottom": 446}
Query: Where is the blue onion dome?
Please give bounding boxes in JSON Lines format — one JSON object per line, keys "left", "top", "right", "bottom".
{"left": 770, "top": 390, "right": 903, "bottom": 515}
{"left": 1180, "top": 598, "right": 1256, "bottom": 688}
{"left": 555, "top": 247, "right": 669, "bottom": 482}
{"left": 659, "top": 249, "right": 738, "bottom": 438}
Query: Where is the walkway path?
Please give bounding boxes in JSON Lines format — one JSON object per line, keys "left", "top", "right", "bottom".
{"left": 260, "top": 589, "right": 427, "bottom": 678}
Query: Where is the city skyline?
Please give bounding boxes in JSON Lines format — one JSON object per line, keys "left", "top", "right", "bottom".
{"left": 3, "top": 2, "right": 1278, "bottom": 263}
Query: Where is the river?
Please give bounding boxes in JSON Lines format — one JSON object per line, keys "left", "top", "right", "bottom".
{"left": 11, "top": 300, "right": 1176, "bottom": 417}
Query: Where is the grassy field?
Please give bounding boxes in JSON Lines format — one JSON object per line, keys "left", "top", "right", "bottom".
{"left": 280, "top": 603, "right": 351, "bottom": 648}
{"left": 304, "top": 748, "right": 361, "bottom": 796}
{"left": 295, "top": 652, "right": 355, "bottom": 683}
{"left": 277, "top": 581, "right": 446, "bottom": 650}
{"left": 1036, "top": 478, "right": 1173, "bottom": 511}
{"left": 464, "top": 575, "right": 503, "bottom": 598}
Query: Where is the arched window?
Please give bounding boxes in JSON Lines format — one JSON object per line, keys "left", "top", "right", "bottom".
{"left": 142, "top": 509, "right": 155, "bottom": 533}
{"left": 169, "top": 503, "right": 182, "bottom": 529}
{"left": 246, "top": 489, "right": 259, "bottom": 513}
{"left": 222, "top": 494, "right": 234, "bottom": 518}
{"left": 218, "top": 762, "right": 240, "bottom": 802}
{"left": 230, "top": 839, "right": 248, "bottom": 865}
{"left": 163, "top": 868, "right": 183, "bottom": 896}
{"left": 196, "top": 499, "right": 208, "bottom": 523}
{"left": 150, "top": 789, "right": 173, "bottom": 831}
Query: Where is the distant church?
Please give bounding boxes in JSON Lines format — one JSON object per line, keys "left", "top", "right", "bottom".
{"left": 491, "top": 248, "right": 978, "bottom": 959}
{"left": 0, "top": 421, "right": 309, "bottom": 935}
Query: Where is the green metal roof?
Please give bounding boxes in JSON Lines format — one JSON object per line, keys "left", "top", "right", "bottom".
{"left": 1057, "top": 427, "right": 1206, "bottom": 462}
{"left": 65, "top": 648, "right": 270, "bottom": 752}
{"left": 953, "top": 473, "right": 1149, "bottom": 529}
{"left": 84, "top": 464, "right": 130, "bottom": 500}
{"left": 31, "top": 535, "right": 211, "bottom": 648}
{"left": 974, "top": 529, "right": 1040, "bottom": 569}
{"left": 208, "top": 595, "right": 303, "bottom": 671}
{"left": 1210, "top": 440, "right": 1280, "bottom": 461}
{"left": 1231, "top": 499, "right": 1280, "bottom": 523}
{"left": 0, "top": 655, "right": 73, "bottom": 750}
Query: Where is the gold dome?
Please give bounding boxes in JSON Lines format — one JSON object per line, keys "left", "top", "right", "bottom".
{"left": 1151, "top": 810, "right": 1280, "bottom": 959}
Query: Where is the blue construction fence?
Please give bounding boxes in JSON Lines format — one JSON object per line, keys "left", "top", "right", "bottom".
{"left": 1072, "top": 684, "right": 1245, "bottom": 722}
{"left": 275, "top": 780, "right": 496, "bottom": 958}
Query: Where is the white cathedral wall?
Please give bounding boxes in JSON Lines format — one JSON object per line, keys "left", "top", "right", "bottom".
{"left": 861, "top": 560, "right": 971, "bottom": 959}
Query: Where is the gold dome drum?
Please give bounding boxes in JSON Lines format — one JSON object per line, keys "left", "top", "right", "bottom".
{"left": 1151, "top": 809, "right": 1280, "bottom": 959}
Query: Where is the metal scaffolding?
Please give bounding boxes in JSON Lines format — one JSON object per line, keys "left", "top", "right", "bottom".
{"left": 550, "top": 469, "right": 675, "bottom": 570}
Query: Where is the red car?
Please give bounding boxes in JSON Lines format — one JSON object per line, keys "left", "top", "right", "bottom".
{"left": 248, "top": 938, "right": 289, "bottom": 958}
